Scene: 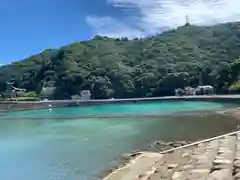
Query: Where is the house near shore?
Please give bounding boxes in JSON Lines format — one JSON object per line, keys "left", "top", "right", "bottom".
{"left": 41, "top": 86, "right": 56, "bottom": 100}
{"left": 5, "top": 81, "right": 14, "bottom": 91}
{"left": 194, "top": 85, "right": 214, "bottom": 95}
{"left": 1, "top": 91, "right": 17, "bottom": 99}
{"left": 175, "top": 85, "right": 214, "bottom": 96}
{"left": 71, "top": 90, "right": 91, "bottom": 100}
{"left": 71, "top": 95, "right": 81, "bottom": 100}
{"left": 80, "top": 90, "right": 91, "bottom": 100}
{"left": 12, "top": 86, "right": 27, "bottom": 96}
{"left": 184, "top": 86, "right": 195, "bottom": 95}
{"left": 2, "top": 81, "right": 27, "bottom": 98}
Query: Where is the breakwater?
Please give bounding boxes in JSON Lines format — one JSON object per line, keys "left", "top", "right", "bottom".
{"left": 1, "top": 95, "right": 240, "bottom": 112}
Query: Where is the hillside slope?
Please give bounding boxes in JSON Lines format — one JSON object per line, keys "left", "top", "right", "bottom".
{"left": 1, "top": 22, "right": 240, "bottom": 99}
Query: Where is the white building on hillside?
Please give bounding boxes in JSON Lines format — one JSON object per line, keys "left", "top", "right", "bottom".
{"left": 71, "top": 90, "right": 91, "bottom": 100}
{"left": 80, "top": 90, "right": 91, "bottom": 100}
{"left": 194, "top": 85, "right": 214, "bottom": 95}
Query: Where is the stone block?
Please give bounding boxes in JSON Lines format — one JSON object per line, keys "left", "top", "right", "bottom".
{"left": 210, "top": 169, "right": 232, "bottom": 180}
{"left": 213, "top": 159, "right": 232, "bottom": 165}
{"left": 172, "top": 172, "right": 183, "bottom": 179}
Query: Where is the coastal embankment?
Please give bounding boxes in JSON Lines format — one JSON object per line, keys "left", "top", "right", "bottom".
{"left": 99, "top": 109, "right": 240, "bottom": 180}
{"left": 1, "top": 95, "right": 240, "bottom": 112}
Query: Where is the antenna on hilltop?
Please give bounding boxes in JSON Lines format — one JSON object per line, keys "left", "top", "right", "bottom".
{"left": 185, "top": 14, "right": 190, "bottom": 26}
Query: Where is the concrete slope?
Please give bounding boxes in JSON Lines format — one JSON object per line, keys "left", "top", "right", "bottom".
{"left": 104, "top": 131, "right": 240, "bottom": 180}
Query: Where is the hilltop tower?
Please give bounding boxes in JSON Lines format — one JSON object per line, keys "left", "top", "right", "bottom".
{"left": 185, "top": 14, "right": 190, "bottom": 26}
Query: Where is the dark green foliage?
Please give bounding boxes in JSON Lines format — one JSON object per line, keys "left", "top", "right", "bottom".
{"left": 2, "top": 22, "right": 240, "bottom": 99}
{"left": 157, "top": 73, "right": 189, "bottom": 96}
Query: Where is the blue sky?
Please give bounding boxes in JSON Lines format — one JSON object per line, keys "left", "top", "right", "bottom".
{"left": 0, "top": 0, "right": 122, "bottom": 63}
{"left": 1, "top": 0, "right": 240, "bottom": 64}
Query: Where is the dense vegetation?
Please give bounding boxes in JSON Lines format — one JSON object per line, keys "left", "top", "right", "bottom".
{"left": 2, "top": 22, "right": 240, "bottom": 99}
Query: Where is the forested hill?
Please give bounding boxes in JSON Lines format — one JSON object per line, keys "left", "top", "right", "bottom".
{"left": 1, "top": 22, "right": 240, "bottom": 99}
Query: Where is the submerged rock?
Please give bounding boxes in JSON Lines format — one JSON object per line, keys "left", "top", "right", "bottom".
{"left": 147, "top": 140, "right": 193, "bottom": 152}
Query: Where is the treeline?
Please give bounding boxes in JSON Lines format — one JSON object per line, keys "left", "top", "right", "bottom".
{"left": 1, "top": 22, "right": 240, "bottom": 99}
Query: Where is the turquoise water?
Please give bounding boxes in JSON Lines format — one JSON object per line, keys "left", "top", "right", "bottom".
{"left": 1, "top": 101, "right": 237, "bottom": 119}
{"left": 0, "top": 101, "right": 239, "bottom": 180}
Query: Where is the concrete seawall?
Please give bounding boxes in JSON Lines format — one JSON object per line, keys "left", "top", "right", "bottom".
{"left": 1, "top": 95, "right": 240, "bottom": 112}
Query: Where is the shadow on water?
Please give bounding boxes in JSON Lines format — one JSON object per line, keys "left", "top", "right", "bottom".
{"left": 138, "top": 113, "right": 239, "bottom": 142}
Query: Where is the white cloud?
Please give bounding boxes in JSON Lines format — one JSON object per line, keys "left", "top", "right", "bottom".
{"left": 86, "top": 16, "right": 145, "bottom": 38}
{"left": 86, "top": 0, "right": 240, "bottom": 38}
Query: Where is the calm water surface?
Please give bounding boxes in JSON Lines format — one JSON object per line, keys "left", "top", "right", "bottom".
{"left": 1, "top": 101, "right": 238, "bottom": 118}
{"left": 0, "top": 101, "right": 239, "bottom": 180}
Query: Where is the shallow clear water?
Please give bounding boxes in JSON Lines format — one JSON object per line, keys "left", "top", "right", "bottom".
{"left": 0, "top": 101, "right": 239, "bottom": 180}
{"left": 1, "top": 101, "right": 237, "bottom": 118}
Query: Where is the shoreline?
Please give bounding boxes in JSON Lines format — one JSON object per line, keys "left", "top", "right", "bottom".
{"left": 100, "top": 129, "right": 240, "bottom": 180}
{"left": 99, "top": 108, "right": 240, "bottom": 180}
{"left": 102, "top": 130, "right": 240, "bottom": 180}
{"left": 0, "top": 107, "right": 237, "bottom": 120}
{"left": 1, "top": 94, "right": 240, "bottom": 112}
{"left": 97, "top": 140, "right": 195, "bottom": 180}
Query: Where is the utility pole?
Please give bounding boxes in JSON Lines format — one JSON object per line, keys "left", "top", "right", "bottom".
{"left": 141, "top": 79, "right": 144, "bottom": 97}
{"left": 91, "top": 82, "right": 95, "bottom": 100}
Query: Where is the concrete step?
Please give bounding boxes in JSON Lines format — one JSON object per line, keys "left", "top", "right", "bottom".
{"left": 103, "top": 152, "right": 164, "bottom": 180}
